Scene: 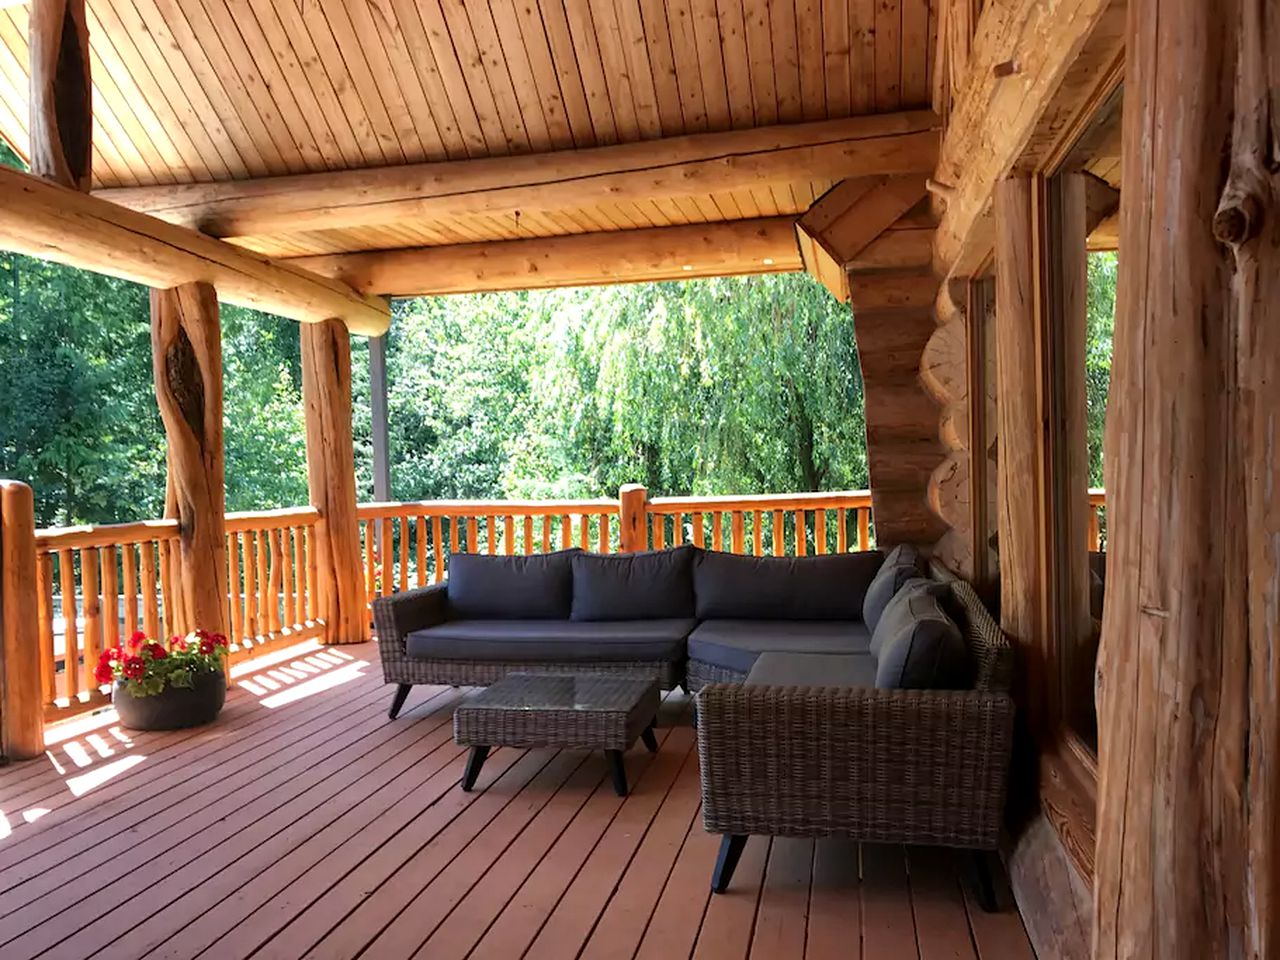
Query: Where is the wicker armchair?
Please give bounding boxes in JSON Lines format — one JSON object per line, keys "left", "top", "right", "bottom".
{"left": 695, "top": 579, "right": 1014, "bottom": 904}
{"left": 372, "top": 583, "right": 683, "bottom": 719}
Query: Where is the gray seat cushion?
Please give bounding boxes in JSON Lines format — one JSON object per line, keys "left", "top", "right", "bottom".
{"left": 861, "top": 544, "right": 924, "bottom": 632}
{"left": 446, "top": 548, "right": 580, "bottom": 620}
{"left": 869, "top": 577, "right": 950, "bottom": 658}
{"left": 570, "top": 546, "right": 697, "bottom": 621}
{"left": 871, "top": 582, "right": 971, "bottom": 690}
{"left": 405, "top": 618, "right": 696, "bottom": 662}
{"left": 687, "top": 619, "right": 872, "bottom": 674}
{"left": 746, "top": 652, "right": 879, "bottom": 688}
{"left": 692, "top": 550, "right": 884, "bottom": 621}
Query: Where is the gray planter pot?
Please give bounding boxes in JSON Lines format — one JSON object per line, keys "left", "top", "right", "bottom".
{"left": 112, "top": 670, "right": 226, "bottom": 731}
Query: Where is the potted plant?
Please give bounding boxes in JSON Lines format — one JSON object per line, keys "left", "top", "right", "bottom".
{"left": 95, "top": 629, "right": 229, "bottom": 731}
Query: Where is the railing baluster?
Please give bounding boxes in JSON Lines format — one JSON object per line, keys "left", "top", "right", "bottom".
{"left": 37, "top": 554, "right": 55, "bottom": 707}
{"left": 837, "top": 508, "right": 847, "bottom": 552}
{"left": 255, "top": 531, "right": 270, "bottom": 631}
{"left": 293, "top": 527, "right": 306, "bottom": 625}
{"left": 486, "top": 515, "right": 497, "bottom": 555}
{"left": 449, "top": 517, "right": 459, "bottom": 556}
{"left": 157, "top": 539, "right": 175, "bottom": 639}
{"left": 415, "top": 517, "right": 427, "bottom": 586}
{"left": 244, "top": 534, "right": 258, "bottom": 640}
{"left": 378, "top": 518, "right": 392, "bottom": 595}
{"left": 794, "top": 511, "right": 806, "bottom": 556}
{"left": 653, "top": 514, "right": 666, "bottom": 550}
{"left": 772, "top": 510, "right": 784, "bottom": 556}
{"left": 468, "top": 517, "right": 479, "bottom": 553}
{"left": 670, "top": 512, "right": 682, "bottom": 546}
{"left": 122, "top": 542, "right": 139, "bottom": 638}
{"left": 397, "top": 518, "right": 409, "bottom": 591}
{"left": 814, "top": 510, "right": 827, "bottom": 555}
{"left": 577, "top": 514, "right": 588, "bottom": 551}
{"left": 227, "top": 532, "right": 242, "bottom": 645}
{"left": 712, "top": 512, "right": 723, "bottom": 551}
{"left": 141, "top": 541, "right": 160, "bottom": 640}
{"left": 59, "top": 549, "right": 80, "bottom": 701}
{"left": 281, "top": 527, "right": 296, "bottom": 628}
{"left": 691, "top": 512, "right": 703, "bottom": 548}
{"left": 524, "top": 516, "right": 534, "bottom": 555}
{"left": 598, "top": 513, "right": 610, "bottom": 553}
{"left": 541, "top": 515, "right": 551, "bottom": 553}
{"left": 561, "top": 515, "right": 572, "bottom": 550}
{"left": 80, "top": 547, "right": 102, "bottom": 686}
{"left": 752, "top": 511, "right": 763, "bottom": 556}
{"left": 432, "top": 516, "right": 445, "bottom": 582}
{"left": 1088, "top": 506, "right": 1100, "bottom": 552}
{"left": 501, "top": 515, "right": 513, "bottom": 556}
{"left": 268, "top": 528, "right": 284, "bottom": 633}
{"left": 305, "top": 524, "right": 318, "bottom": 621}
{"left": 858, "top": 508, "right": 871, "bottom": 551}
{"left": 101, "top": 546, "right": 120, "bottom": 653}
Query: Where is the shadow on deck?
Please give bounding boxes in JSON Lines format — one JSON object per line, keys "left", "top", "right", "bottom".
{"left": 0, "top": 641, "right": 1035, "bottom": 959}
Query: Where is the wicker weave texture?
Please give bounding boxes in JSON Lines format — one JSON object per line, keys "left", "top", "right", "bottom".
{"left": 454, "top": 674, "right": 660, "bottom": 750}
{"left": 696, "top": 684, "right": 1014, "bottom": 848}
{"left": 687, "top": 658, "right": 747, "bottom": 692}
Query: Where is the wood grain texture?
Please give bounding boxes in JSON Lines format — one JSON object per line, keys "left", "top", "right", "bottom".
{"left": 150, "top": 282, "right": 227, "bottom": 639}
{"left": 300, "top": 319, "right": 367, "bottom": 644}
{"left": 27, "top": 0, "right": 90, "bottom": 189}
{"left": 0, "top": 480, "right": 43, "bottom": 759}
{"left": 1094, "top": 0, "right": 1280, "bottom": 954}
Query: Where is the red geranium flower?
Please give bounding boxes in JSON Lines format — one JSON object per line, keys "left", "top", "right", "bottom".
{"left": 104, "top": 645, "right": 123, "bottom": 662}
{"left": 142, "top": 642, "right": 167, "bottom": 660}
{"left": 128, "top": 630, "right": 147, "bottom": 651}
{"left": 94, "top": 652, "right": 116, "bottom": 685}
{"left": 198, "top": 638, "right": 215, "bottom": 656}
{"left": 168, "top": 635, "right": 183, "bottom": 649}
{"left": 212, "top": 633, "right": 228, "bottom": 648}
{"left": 122, "top": 656, "right": 146, "bottom": 681}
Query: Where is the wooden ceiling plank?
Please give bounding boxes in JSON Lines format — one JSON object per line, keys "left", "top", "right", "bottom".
{"left": 535, "top": 0, "right": 603, "bottom": 147}
{"left": 404, "top": 1, "right": 496, "bottom": 156}
{"left": 160, "top": 0, "right": 307, "bottom": 173}
{"left": 664, "top": 0, "right": 710, "bottom": 132}
{"left": 97, "top": 0, "right": 244, "bottom": 180}
{"left": 849, "top": 0, "right": 876, "bottom": 112}
{"left": 690, "top": 0, "right": 732, "bottom": 130}
{"left": 731, "top": 187, "right": 762, "bottom": 218}
{"left": 613, "top": 0, "right": 664, "bottom": 139}
{"left": 931, "top": 0, "right": 1119, "bottom": 278}
{"left": 821, "top": 0, "right": 851, "bottom": 117}
{"left": 901, "top": 0, "right": 930, "bottom": 104}
{"left": 715, "top": 0, "right": 755, "bottom": 128}
{"left": 258, "top": 0, "right": 388, "bottom": 168}
{"left": 635, "top": 0, "right": 684, "bottom": 135}
{"left": 147, "top": 0, "right": 285, "bottom": 175}
{"left": 428, "top": 0, "right": 512, "bottom": 154}
{"left": 496, "top": 0, "right": 576, "bottom": 147}
{"left": 795, "top": 0, "right": 826, "bottom": 120}
{"left": 769, "top": 0, "right": 803, "bottom": 122}
{"left": 287, "top": 217, "right": 803, "bottom": 296}
{"left": 874, "top": 0, "right": 903, "bottom": 110}
{"left": 464, "top": 0, "right": 550, "bottom": 152}
{"left": 327, "top": 0, "right": 431, "bottom": 162}
{"left": 97, "top": 111, "right": 940, "bottom": 236}
{"left": 383, "top": 0, "right": 473, "bottom": 159}
{"left": 741, "top": 0, "right": 777, "bottom": 125}
{"left": 587, "top": 0, "right": 643, "bottom": 141}
{"left": 195, "top": 0, "right": 327, "bottom": 171}
{"left": 0, "top": 164, "right": 389, "bottom": 333}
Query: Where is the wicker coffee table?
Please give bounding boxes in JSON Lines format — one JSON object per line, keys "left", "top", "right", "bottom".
{"left": 453, "top": 673, "right": 660, "bottom": 796}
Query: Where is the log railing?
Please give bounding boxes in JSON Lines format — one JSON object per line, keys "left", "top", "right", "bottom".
{"left": 33, "top": 506, "right": 322, "bottom": 723}
{"left": 1088, "top": 488, "right": 1107, "bottom": 552}
{"left": 355, "top": 487, "right": 876, "bottom": 610}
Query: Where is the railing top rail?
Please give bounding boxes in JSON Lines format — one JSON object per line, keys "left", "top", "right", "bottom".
{"left": 1088, "top": 488, "right": 1106, "bottom": 503}
{"left": 356, "top": 498, "right": 618, "bottom": 520}
{"left": 35, "top": 518, "right": 180, "bottom": 552}
{"left": 646, "top": 489, "right": 873, "bottom": 513}
{"left": 225, "top": 506, "right": 320, "bottom": 532}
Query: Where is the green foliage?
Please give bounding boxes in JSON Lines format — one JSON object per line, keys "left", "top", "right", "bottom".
{"left": 1085, "top": 252, "right": 1117, "bottom": 486}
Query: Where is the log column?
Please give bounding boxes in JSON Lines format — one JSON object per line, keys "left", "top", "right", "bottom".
{"left": 151, "top": 281, "right": 227, "bottom": 638}
{"left": 301, "top": 319, "right": 367, "bottom": 644}
{"left": 28, "top": 0, "right": 91, "bottom": 190}
{"left": 0, "top": 481, "right": 43, "bottom": 759}
{"left": 1094, "top": 0, "right": 1279, "bottom": 955}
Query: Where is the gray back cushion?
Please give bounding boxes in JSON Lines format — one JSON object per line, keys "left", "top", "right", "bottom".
{"left": 446, "top": 548, "right": 580, "bottom": 619}
{"left": 570, "top": 546, "right": 697, "bottom": 621}
{"left": 861, "top": 544, "right": 924, "bottom": 632}
{"left": 693, "top": 550, "right": 884, "bottom": 621}
{"left": 872, "top": 579, "right": 971, "bottom": 689}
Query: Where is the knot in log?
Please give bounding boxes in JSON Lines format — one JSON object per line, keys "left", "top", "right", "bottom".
{"left": 1212, "top": 190, "right": 1263, "bottom": 245}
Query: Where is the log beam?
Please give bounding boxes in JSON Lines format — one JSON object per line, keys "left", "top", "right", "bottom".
{"left": 0, "top": 480, "right": 43, "bottom": 759}
{"left": 0, "top": 165, "right": 390, "bottom": 335}
{"left": 150, "top": 282, "right": 227, "bottom": 639}
{"left": 301, "top": 319, "right": 367, "bottom": 644}
{"left": 931, "top": 0, "right": 1122, "bottom": 278}
{"left": 95, "top": 112, "right": 941, "bottom": 238}
{"left": 1094, "top": 0, "right": 1280, "bottom": 953}
{"left": 287, "top": 218, "right": 802, "bottom": 297}
{"left": 28, "top": 0, "right": 90, "bottom": 189}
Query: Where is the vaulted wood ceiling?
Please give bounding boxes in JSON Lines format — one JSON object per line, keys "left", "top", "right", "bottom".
{"left": 0, "top": 0, "right": 935, "bottom": 260}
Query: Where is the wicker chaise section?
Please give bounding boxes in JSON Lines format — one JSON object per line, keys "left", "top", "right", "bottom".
{"left": 373, "top": 583, "right": 681, "bottom": 715}
{"left": 694, "top": 578, "right": 1016, "bottom": 901}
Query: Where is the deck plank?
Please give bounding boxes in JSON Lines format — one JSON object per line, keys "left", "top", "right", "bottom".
{"left": 0, "top": 642, "right": 1038, "bottom": 960}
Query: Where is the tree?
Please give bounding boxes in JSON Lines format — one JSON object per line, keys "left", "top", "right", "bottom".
{"left": 1085, "top": 252, "right": 1117, "bottom": 486}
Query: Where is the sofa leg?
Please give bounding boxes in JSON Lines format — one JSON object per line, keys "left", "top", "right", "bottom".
{"left": 387, "top": 683, "right": 412, "bottom": 720}
{"left": 969, "top": 849, "right": 1000, "bottom": 913}
{"left": 711, "top": 835, "right": 748, "bottom": 894}
{"left": 462, "top": 746, "right": 490, "bottom": 791}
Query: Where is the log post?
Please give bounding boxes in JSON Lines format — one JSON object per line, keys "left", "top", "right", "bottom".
{"left": 28, "top": 0, "right": 91, "bottom": 190}
{"left": 1094, "top": 0, "right": 1279, "bottom": 955}
{"left": 617, "top": 484, "right": 648, "bottom": 553}
{"left": 0, "top": 480, "right": 45, "bottom": 759}
{"left": 151, "top": 282, "right": 227, "bottom": 639}
{"left": 301, "top": 319, "right": 367, "bottom": 644}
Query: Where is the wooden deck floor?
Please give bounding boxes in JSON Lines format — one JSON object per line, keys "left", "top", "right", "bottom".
{"left": 0, "top": 641, "right": 1036, "bottom": 960}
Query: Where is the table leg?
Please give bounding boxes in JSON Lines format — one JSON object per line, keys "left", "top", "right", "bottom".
{"left": 462, "top": 745, "right": 490, "bottom": 791}
{"left": 606, "top": 749, "right": 628, "bottom": 796}
{"left": 640, "top": 723, "right": 658, "bottom": 753}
